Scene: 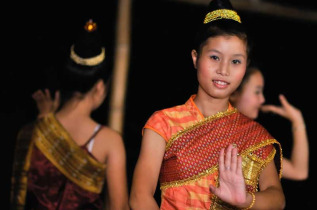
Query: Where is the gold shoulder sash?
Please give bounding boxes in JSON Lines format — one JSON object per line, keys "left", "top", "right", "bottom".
{"left": 160, "top": 109, "right": 283, "bottom": 191}
{"left": 33, "top": 113, "right": 106, "bottom": 193}
{"left": 11, "top": 122, "right": 36, "bottom": 210}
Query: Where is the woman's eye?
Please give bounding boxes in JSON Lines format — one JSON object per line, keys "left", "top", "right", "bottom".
{"left": 255, "top": 90, "right": 263, "bottom": 95}
{"left": 210, "top": 55, "right": 219, "bottom": 60}
{"left": 232, "top": 59, "right": 241, "bottom": 64}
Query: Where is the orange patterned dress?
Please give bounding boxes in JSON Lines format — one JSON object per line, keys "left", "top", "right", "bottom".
{"left": 144, "top": 95, "right": 282, "bottom": 209}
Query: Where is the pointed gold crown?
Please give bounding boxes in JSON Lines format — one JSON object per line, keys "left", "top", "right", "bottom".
{"left": 203, "top": 9, "right": 241, "bottom": 24}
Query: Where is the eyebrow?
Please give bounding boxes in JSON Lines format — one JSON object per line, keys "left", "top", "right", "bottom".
{"left": 206, "top": 49, "right": 246, "bottom": 59}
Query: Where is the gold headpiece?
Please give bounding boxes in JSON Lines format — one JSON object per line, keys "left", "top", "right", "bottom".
{"left": 70, "top": 45, "right": 105, "bottom": 66}
{"left": 84, "top": 19, "right": 97, "bottom": 32}
{"left": 204, "top": 9, "right": 241, "bottom": 24}
{"left": 69, "top": 19, "right": 105, "bottom": 66}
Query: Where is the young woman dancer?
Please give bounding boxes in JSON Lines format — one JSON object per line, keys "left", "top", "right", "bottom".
{"left": 230, "top": 66, "right": 309, "bottom": 180}
{"left": 11, "top": 20, "right": 129, "bottom": 210}
{"left": 129, "top": 0, "right": 285, "bottom": 209}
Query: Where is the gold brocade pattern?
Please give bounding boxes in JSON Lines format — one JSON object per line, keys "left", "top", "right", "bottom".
{"left": 33, "top": 113, "right": 106, "bottom": 193}
{"left": 241, "top": 139, "right": 283, "bottom": 180}
{"left": 166, "top": 108, "right": 238, "bottom": 151}
{"left": 204, "top": 9, "right": 241, "bottom": 24}
{"left": 160, "top": 140, "right": 280, "bottom": 191}
{"left": 11, "top": 123, "right": 35, "bottom": 210}
{"left": 159, "top": 110, "right": 283, "bottom": 209}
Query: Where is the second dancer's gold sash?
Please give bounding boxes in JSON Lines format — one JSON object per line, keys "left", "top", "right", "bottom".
{"left": 33, "top": 113, "right": 106, "bottom": 193}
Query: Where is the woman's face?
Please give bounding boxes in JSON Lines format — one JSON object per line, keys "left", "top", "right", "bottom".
{"left": 192, "top": 35, "right": 248, "bottom": 101}
{"left": 233, "top": 71, "right": 265, "bottom": 119}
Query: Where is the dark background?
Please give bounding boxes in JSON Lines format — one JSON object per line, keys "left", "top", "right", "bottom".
{"left": 3, "top": 0, "right": 316, "bottom": 209}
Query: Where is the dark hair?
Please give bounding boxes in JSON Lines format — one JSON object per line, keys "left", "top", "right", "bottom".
{"left": 58, "top": 56, "right": 111, "bottom": 106}
{"left": 193, "top": 0, "right": 250, "bottom": 61}
{"left": 193, "top": 19, "right": 250, "bottom": 59}
{"left": 234, "top": 66, "right": 261, "bottom": 93}
{"left": 57, "top": 20, "right": 112, "bottom": 107}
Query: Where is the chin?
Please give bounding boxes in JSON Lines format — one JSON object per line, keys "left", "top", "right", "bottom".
{"left": 251, "top": 113, "right": 258, "bottom": 120}
{"left": 244, "top": 112, "right": 257, "bottom": 120}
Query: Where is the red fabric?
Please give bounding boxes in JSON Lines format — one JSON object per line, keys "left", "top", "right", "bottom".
{"left": 160, "top": 112, "right": 273, "bottom": 184}
{"left": 144, "top": 95, "right": 279, "bottom": 208}
{"left": 26, "top": 146, "right": 103, "bottom": 210}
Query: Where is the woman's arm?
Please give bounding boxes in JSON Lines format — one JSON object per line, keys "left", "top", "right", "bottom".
{"left": 261, "top": 94, "right": 309, "bottom": 180}
{"left": 104, "top": 131, "right": 130, "bottom": 210}
{"left": 129, "top": 129, "right": 166, "bottom": 210}
{"left": 254, "top": 160, "right": 285, "bottom": 209}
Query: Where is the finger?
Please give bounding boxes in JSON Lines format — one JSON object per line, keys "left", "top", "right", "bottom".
{"left": 209, "top": 184, "right": 217, "bottom": 195}
{"left": 44, "top": 89, "right": 52, "bottom": 100}
{"left": 35, "top": 90, "right": 45, "bottom": 102}
{"left": 54, "top": 90, "right": 60, "bottom": 100}
{"left": 261, "top": 105, "right": 285, "bottom": 117}
{"left": 261, "top": 105, "right": 278, "bottom": 113}
{"left": 236, "top": 155, "right": 243, "bottom": 175}
{"left": 32, "top": 90, "right": 41, "bottom": 99}
{"left": 231, "top": 147, "right": 238, "bottom": 172}
{"left": 279, "top": 94, "right": 291, "bottom": 107}
{"left": 53, "top": 91, "right": 61, "bottom": 109}
{"left": 225, "top": 144, "right": 233, "bottom": 170}
{"left": 279, "top": 94, "right": 287, "bottom": 103}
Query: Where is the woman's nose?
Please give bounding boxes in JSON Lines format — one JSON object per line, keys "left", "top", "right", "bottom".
{"left": 216, "top": 61, "right": 229, "bottom": 76}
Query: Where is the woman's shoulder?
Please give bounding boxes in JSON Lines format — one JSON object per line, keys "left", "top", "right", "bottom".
{"left": 94, "top": 125, "right": 125, "bottom": 151}
{"left": 145, "top": 104, "right": 188, "bottom": 129}
{"left": 150, "top": 103, "right": 188, "bottom": 119}
{"left": 98, "top": 125, "right": 123, "bottom": 141}
{"left": 91, "top": 125, "right": 125, "bottom": 163}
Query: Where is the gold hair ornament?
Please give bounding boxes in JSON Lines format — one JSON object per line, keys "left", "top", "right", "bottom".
{"left": 70, "top": 45, "right": 105, "bottom": 66}
{"left": 85, "top": 19, "right": 97, "bottom": 32}
{"left": 204, "top": 9, "right": 241, "bottom": 24}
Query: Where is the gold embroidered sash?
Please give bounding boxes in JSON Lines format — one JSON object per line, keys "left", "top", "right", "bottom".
{"left": 160, "top": 109, "right": 282, "bottom": 192}
{"left": 11, "top": 114, "right": 106, "bottom": 209}
{"left": 11, "top": 123, "right": 35, "bottom": 210}
{"left": 33, "top": 113, "right": 106, "bottom": 193}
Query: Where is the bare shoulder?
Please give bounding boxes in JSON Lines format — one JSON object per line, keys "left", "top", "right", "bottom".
{"left": 92, "top": 125, "right": 125, "bottom": 163}
{"left": 97, "top": 126, "right": 125, "bottom": 150}
{"left": 99, "top": 126, "right": 122, "bottom": 140}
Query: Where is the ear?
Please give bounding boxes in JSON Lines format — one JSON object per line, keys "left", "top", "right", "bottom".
{"left": 191, "top": 50, "right": 198, "bottom": 69}
{"left": 93, "top": 79, "right": 106, "bottom": 94}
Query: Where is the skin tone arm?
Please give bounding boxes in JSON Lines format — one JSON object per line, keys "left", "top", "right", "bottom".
{"left": 32, "top": 89, "right": 60, "bottom": 118}
{"left": 210, "top": 144, "right": 285, "bottom": 209}
{"left": 261, "top": 94, "right": 309, "bottom": 180}
{"left": 254, "top": 159, "right": 285, "bottom": 209}
{"left": 129, "top": 129, "right": 166, "bottom": 210}
{"left": 103, "top": 130, "right": 130, "bottom": 210}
